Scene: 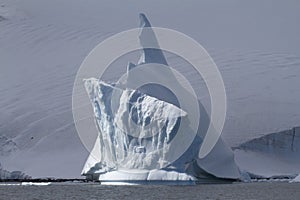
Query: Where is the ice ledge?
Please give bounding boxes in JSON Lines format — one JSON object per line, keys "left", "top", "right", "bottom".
{"left": 98, "top": 169, "right": 196, "bottom": 181}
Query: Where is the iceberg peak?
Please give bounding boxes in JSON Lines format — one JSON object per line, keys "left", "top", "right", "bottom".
{"left": 138, "top": 14, "right": 168, "bottom": 65}
{"left": 139, "top": 13, "right": 151, "bottom": 28}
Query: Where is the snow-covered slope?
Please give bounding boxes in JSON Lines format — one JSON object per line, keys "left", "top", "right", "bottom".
{"left": 291, "top": 174, "right": 300, "bottom": 183}
{"left": 1, "top": 0, "right": 300, "bottom": 178}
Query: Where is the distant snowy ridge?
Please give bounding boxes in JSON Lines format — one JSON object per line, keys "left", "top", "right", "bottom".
{"left": 234, "top": 126, "right": 300, "bottom": 178}
{"left": 0, "top": 163, "right": 31, "bottom": 180}
{"left": 290, "top": 174, "right": 300, "bottom": 183}
{"left": 236, "top": 126, "right": 300, "bottom": 153}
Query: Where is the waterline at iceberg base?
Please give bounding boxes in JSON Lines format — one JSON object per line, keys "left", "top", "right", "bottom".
{"left": 80, "top": 14, "right": 241, "bottom": 184}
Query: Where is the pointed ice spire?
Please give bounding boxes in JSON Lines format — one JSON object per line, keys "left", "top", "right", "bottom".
{"left": 139, "top": 13, "right": 152, "bottom": 27}
{"left": 137, "top": 13, "right": 168, "bottom": 66}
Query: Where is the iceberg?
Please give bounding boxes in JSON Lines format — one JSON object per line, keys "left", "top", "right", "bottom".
{"left": 82, "top": 14, "right": 241, "bottom": 183}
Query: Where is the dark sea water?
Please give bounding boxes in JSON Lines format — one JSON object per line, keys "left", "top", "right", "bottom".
{"left": 0, "top": 182, "right": 299, "bottom": 200}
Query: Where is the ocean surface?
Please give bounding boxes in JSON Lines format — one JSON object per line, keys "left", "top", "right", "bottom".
{"left": 0, "top": 182, "right": 299, "bottom": 200}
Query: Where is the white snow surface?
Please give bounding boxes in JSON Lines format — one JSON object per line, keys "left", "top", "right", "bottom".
{"left": 0, "top": 0, "right": 300, "bottom": 178}
{"left": 291, "top": 175, "right": 300, "bottom": 183}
